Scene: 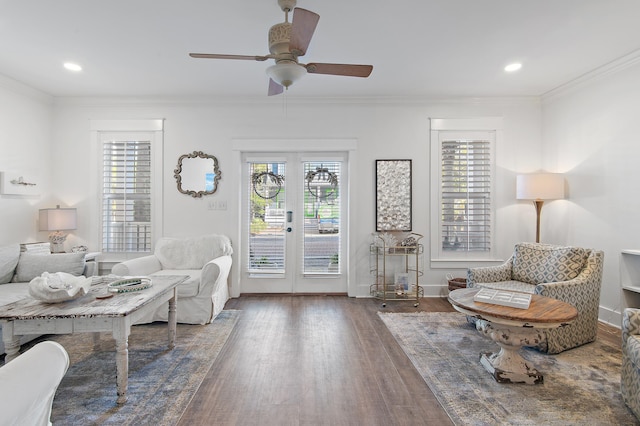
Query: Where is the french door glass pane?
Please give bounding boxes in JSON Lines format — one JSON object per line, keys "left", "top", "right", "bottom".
{"left": 303, "top": 161, "right": 341, "bottom": 274}
{"left": 248, "top": 162, "right": 286, "bottom": 273}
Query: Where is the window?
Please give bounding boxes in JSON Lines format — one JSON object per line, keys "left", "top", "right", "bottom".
{"left": 90, "top": 120, "right": 163, "bottom": 259}
{"left": 247, "top": 161, "right": 287, "bottom": 273}
{"left": 441, "top": 138, "right": 491, "bottom": 253}
{"left": 302, "top": 160, "right": 341, "bottom": 274}
{"left": 430, "top": 118, "right": 501, "bottom": 265}
{"left": 101, "top": 140, "right": 152, "bottom": 253}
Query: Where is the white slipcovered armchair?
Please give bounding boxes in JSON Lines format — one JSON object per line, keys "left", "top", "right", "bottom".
{"left": 112, "top": 234, "right": 233, "bottom": 325}
{"left": 0, "top": 341, "right": 69, "bottom": 426}
{"left": 467, "top": 242, "right": 604, "bottom": 354}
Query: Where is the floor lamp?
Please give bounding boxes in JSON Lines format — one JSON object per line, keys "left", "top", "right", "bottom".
{"left": 516, "top": 173, "right": 564, "bottom": 243}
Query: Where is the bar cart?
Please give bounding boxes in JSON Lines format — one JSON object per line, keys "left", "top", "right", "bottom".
{"left": 370, "top": 232, "right": 424, "bottom": 307}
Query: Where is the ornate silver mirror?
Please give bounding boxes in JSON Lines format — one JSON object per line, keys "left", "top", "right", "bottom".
{"left": 174, "top": 151, "right": 221, "bottom": 198}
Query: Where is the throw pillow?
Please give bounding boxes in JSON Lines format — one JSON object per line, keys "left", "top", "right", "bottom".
{"left": 512, "top": 243, "right": 589, "bottom": 284}
{"left": 13, "top": 252, "right": 86, "bottom": 283}
{"left": 0, "top": 244, "right": 21, "bottom": 284}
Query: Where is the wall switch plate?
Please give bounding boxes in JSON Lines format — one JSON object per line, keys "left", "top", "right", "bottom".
{"left": 208, "top": 200, "right": 227, "bottom": 210}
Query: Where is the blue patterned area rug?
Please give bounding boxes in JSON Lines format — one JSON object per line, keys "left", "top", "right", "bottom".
{"left": 379, "top": 311, "right": 639, "bottom": 426}
{"left": 25, "top": 310, "right": 240, "bottom": 425}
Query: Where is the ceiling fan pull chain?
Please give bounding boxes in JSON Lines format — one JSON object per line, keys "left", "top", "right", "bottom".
{"left": 282, "top": 89, "right": 288, "bottom": 117}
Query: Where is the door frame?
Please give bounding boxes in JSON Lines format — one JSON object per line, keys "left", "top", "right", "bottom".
{"left": 231, "top": 139, "right": 358, "bottom": 297}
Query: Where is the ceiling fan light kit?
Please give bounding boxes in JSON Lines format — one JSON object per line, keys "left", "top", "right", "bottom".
{"left": 266, "top": 62, "right": 307, "bottom": 88}
{"left": 189, "top": 0, "right": 373, "bottom": 96}
{"left": 278, "top": 0, "right": 297, "bottom": 12}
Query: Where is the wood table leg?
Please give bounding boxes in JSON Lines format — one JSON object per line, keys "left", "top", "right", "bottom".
{"left": 168, "top": 289, "right": 177, "bottom": 349}
{"left": 1, "top": 322, "right": 20, "bottom": 363}
{"left": 113, "top": 319, "right": 131, "bottom": 404}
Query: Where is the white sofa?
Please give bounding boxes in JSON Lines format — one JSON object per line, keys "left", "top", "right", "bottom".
{"left": 0, "top": 341, "right": 69, "bottom": 426}
{"left": 0, "top": 244, "right": 95, "bottom": 354}
{"left": 111, "top": 234, "right": 233, "bottom": 325}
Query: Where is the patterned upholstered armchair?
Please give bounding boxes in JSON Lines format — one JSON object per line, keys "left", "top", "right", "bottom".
{"left": 622, "top": 308, "right": 640, "bottom": 419}
{"left": 467, "top": 242, "right": 604, "bottom": 354}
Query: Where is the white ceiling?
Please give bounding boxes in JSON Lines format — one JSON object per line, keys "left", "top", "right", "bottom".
{"left": 1, "top": 0, "right": 639, "bottom": 98}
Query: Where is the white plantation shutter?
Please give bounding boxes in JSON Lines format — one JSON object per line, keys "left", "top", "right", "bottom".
{"left": 441, "top": 139, "right": 491, "bottom": 252}
{"left": 430, "top": 118, "right": 500, "bottom": 262}
{"left": 101, "top": 140, "right": 152, "bottom": 253}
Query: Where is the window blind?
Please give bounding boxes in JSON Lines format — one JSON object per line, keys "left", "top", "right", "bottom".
{"left": 101, "top": 140, "right": 152, "bottom": 253}
{"left": 441, "top": 139, "right": 491, "bottom": 252}
{"left": 247, "top": 162, "right": 286, "bottom": 273}
{"left": 302, "top": 161, "right": 341, "bottom": 274}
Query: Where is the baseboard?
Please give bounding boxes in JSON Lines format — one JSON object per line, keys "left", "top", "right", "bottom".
{"left": 599, "top": 305, "right": 621, "bottom": 329}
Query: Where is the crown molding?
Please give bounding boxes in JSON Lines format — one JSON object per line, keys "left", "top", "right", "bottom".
{"left": 51, "top": 94, "right": 539, "bottom": 108}
{"left": 0, "top": 73, "right": 53, "bottom": 104}
{"left": 542, "top": 49, "right": 640, "bottom": 103}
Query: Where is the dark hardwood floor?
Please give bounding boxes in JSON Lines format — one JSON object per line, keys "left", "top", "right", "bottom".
{"left": 177, "top": 295, "right": 621, "bottom": 426}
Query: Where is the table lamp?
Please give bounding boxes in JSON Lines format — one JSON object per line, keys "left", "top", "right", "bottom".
{"left": 39, "top": 205, "right": 77, "bottom": 253}
{"left": 516, "top": 173, "right": 564, "bottom": 243}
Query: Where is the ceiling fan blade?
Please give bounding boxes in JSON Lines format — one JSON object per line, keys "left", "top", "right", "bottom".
{"left": 189, "top": 53, "right": 270, "bottom": 61}
{"left": 305, "top": 63, "right": 373, "bottom": 77}
{"left": 268, "top": 78, "right": 284, "bottom": 96}
{"left": 289, "top": 8, "right": 320, "bottom": 57}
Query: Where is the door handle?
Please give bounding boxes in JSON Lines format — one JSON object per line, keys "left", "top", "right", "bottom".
{"left": 287, "top": 211, "right": 293, "bottom": 223}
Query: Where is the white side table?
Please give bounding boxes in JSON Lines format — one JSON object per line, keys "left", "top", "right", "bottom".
{"left": 82, "top": 252, "right": 101, "bottom": 276}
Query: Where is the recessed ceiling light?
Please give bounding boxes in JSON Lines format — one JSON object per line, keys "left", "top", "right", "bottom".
{"left": 64, "top": 62, "right": 82, "bottom": 72}
{"left": 504, "top": 63, "right": 522, "bottom": 72}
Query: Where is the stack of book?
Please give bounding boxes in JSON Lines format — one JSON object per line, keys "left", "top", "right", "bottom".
{"left": 473, "top": 288, "right": 532, "bottom": 309}
{"left": 20, "top": 242, "right": 51, "bottom": 255}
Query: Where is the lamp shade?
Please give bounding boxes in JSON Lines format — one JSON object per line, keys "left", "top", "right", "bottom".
{"left": 39, "top": 207, "right": 77, "bottom": 231}
{"left": 516, "top": 173, "right": 564, "bottom": 200}
{"left": 266, "top": 62, "right": 307, "bottom": 88}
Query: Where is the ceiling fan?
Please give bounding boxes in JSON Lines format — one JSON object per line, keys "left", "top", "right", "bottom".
{"left": 189, "top": 0, "right": 373, "bottom": 96}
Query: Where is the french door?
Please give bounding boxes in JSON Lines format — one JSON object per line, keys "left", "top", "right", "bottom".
{"left": 240, "top": 152, "right": 347, "bottom": 294}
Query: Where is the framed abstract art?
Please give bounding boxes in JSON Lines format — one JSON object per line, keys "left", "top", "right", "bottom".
{"left": 375, "top": 159, "right": 412, "bottom": 231}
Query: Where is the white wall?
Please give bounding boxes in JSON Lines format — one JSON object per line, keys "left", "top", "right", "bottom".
{"left": 1, "top": 54, "right": 633, "bottom": 323}
{"left": 541, "top": 58, "right": 640, "bottom": 326}
{"left": 0, "top": 74, "right": 626, "bottom": 323}
{"left": 51, "top": 96, "right": 541, "bottom": 297}
{"left": 0, "top": 76, "right": 53, "bottom": 245}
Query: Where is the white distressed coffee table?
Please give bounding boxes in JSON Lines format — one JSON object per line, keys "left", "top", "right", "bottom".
{"left": 0, "top": 275, "right": 187, "bottom": 404}
{"left": 448, "top": 287, "right": 578, "bottom": 384}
